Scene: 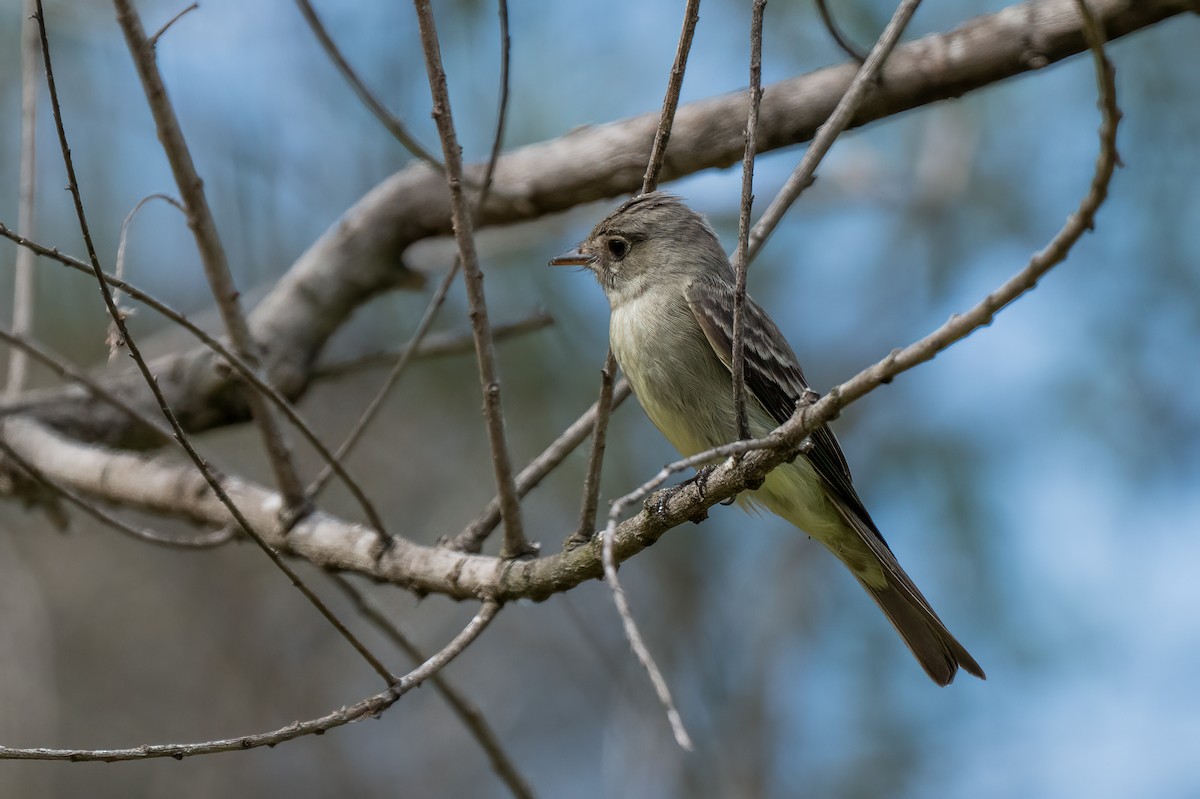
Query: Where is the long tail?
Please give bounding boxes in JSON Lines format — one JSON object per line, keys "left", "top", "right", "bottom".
{"left": 754, "top": 462, "right": 984, "bottom": 684}
{"left": 858, "top": 573, "right": 985, "bottom": 686}
{"left": 831, "top": 501, "right": 985, "bottom": 685}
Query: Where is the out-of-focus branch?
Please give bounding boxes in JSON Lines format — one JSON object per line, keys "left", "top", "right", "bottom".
{"left": 6, "top": 0, "right": 40, "bottom": 399}
{"left": 294, "top": 0, "right": 444, "bottom": 169}
{"left": 311, "top": 313, "right": 554, "bottom": 380}
{"left": 815, "top": 0, "right": 868, "bottom": 62}
{"left": 0, "top": 599, "right": 501, "bottom": 762}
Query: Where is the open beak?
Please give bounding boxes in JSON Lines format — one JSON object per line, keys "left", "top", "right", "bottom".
{"left": 549, "top": 247, "right": 595, "bottom": 267}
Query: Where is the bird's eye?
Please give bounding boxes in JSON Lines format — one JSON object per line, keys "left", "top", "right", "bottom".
{"left": 607, "top": 237, "right": 629, "bottom": 259}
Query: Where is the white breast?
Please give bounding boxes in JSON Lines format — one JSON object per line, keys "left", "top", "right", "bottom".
{"left": 608, "top": 289, "right": 737, "bottom": 458}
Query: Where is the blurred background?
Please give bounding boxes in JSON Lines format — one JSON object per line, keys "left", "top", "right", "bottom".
{"left": 1, "top": 1, "right": 1198, "bottom": 797}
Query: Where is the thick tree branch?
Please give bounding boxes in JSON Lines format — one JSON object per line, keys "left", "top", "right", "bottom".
{"left": 5, "top": 0, "right": 1184, "bottom": 451}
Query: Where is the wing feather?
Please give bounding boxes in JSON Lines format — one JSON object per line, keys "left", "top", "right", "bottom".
{"left": 684, "top": 279, "right": 880, "bottom": 540}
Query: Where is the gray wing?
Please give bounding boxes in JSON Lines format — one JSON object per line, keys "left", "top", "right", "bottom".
{"left": 683, "top": 279, "right": 887, "bottom": 545}
{"left": 685, "top": 279, "right": 985, "bottom": 684}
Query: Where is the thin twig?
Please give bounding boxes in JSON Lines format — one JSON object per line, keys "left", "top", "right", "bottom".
{"left": 731, "top": 0, "right": 767, "bottom": 444}
{"left": 311, "top": 313, "right": 554, "bottom": 380}
{"left": 412, "top": 0, "right": 531, "bottom": 559}
{"left": 576, "top": 0, "right": 701, "bottom": 537}
{"left": 0, "top": 223, "right": 392, "bottom": 539}
{"left": 815, "top": 0, "right": 867, "bottom": 62}
{"left": 108, "top": 193, "right": 185, "bottom": 361}
{"left": 306, "top": 263, "right": 460, "bottom": 502}
{"left": 449, "top": 379, "right": 632, "bottom": 553}
{"left": 148, "top": 1, "right": 197, "bottom": 48}
{"left": 481, "top": 0, "right": 511, "bottom": 205}
{"left": 293, "top": 0, "right": 444, "bottom": 169}
{"left": 6, "top": 0, "right": 39, "bottom": 399}
{"left": 640, "top": 0, "right": 702, "bottom": 195}
{"left": 0, "top": 600, "right": 501, "bottom": 762}
{"left": 328, "top": 576, "right": 534, "bottom": 799}
{"left": 581, "top": 0, "right": 706, "bottom": 754}
{"left": 747, "top": 0, "right": 923, "bottom": 261}
{"left": 0, "top": 438, "right": 235, "bottom": 550}
{"left": 573, "top": 351, "right": 617, "bottom": 539}
{"left": 37, "top": 0, "right": 395, "bottom": 688}
{"left": 114, "top": 0, "right": 309, "bottom": 516}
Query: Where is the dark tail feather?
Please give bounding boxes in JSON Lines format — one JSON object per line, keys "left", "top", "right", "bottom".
{"left": 860, "top": 578, "right": 986, "bottom": 686}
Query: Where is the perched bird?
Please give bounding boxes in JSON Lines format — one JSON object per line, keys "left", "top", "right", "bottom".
{"left": 551, "top": 192, "right": 984, "bottom": 685}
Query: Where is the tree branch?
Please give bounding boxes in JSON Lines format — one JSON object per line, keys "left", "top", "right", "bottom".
{"left": 0, "top": 600, "right": 501, "bottom": 762}
{"left": 5, "top": 0, "right": 1182, "bottom": 451}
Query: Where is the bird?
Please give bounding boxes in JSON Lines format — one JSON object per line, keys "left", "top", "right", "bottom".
{"left": 550, "top": 191, "right": 984, "bottom": 685}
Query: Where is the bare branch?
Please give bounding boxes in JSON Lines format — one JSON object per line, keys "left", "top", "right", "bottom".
{"left": 451, "top": 380, "right": 633, "bottom": 553}
{"left": 293, "top": 0, "right": 444, "bottom": 168}
{"left": 747, "top": 0, "right": 923, "bottom": 261}
{"left": 147, "top": 1, "right": 197, "bottom": 48}
{"left": 311, "top": 0, "right": 512, "bottom": 506}
{"left": 108, "top": 193, "right": 185, "bottom": 361}
{"left": 311, "top": 313, "right": 554, "bottom": 380}
{"left": 5, "top": 0, "right": 39, "bottom": 399}
{"left": 0, "top": 224, "right": 392, "bottom": 537}
{"left": 35, "top": 0, "right": 395, "bottom": 687}
{"left": 576, "top": 0, "right": 702, "bottom": 545}
{"left": 0, "top": 438, "right": 234, "bottom": 550}
{"left": 731, "top": 0, "right": 767, "bottom": 443}
{"left": 412, "top": 0, "right": 531, "bottom": 559}
{"left": 0, "top": 600, "right": 501, "bottom": 762}
{"left": 815, "top": 0, "right": 868, "bottom": 62}
{"left": 573, "top": 352, "right": 617, "bottom": 539}
{"left": 113, "top": 0, "right": 308, "bottom": 513}
{"left": 640, "top": 0, "right": 702, "bottom": 195}
{"left": 328, "top": 576, "right": 534, "bottom": 799}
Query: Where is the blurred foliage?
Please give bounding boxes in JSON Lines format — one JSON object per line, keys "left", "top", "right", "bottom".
{"left": 1, "top": 1, "right": 1199, "bottom": 798}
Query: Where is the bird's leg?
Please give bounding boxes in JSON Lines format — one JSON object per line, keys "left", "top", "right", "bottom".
{"left": 684, "top": 464, "right": 735, "bottom": 511}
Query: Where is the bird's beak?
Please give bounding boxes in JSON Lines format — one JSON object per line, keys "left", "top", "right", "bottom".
{"left": 549, "top": 247, "right": 595, "bottom": 267}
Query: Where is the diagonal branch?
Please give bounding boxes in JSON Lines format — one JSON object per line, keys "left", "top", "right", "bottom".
{"left": 5, "top": 0, "right": 40, "bottom": 399}
{"left": 576, "top": 0, "right": 703, "bottom": 542}
{"left": 746, "top": 0, "right": 923, "bottom": 261}
{"left": 0, "top": 600, "right": 501, "bottom": 762}
{"left": 328, "top": 576, "right": 533, "bottom": 799}
{"left": 293, "top": 0, "right": 444, "bottom": 169}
